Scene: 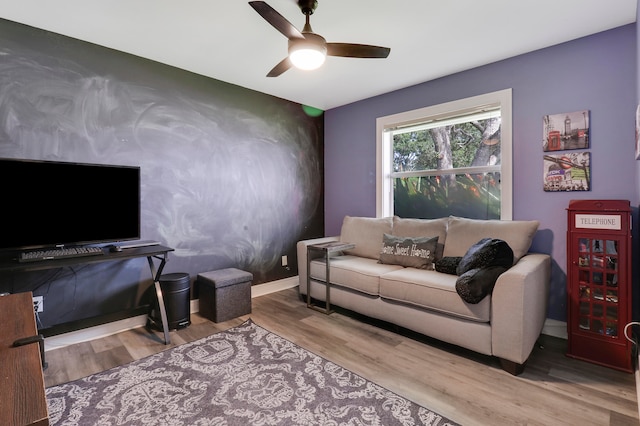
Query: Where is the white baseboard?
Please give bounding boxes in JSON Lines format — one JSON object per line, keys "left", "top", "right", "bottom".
{"left": 541, "top": 318, "right": 567, "bottom": 339}
{"left": 43, "top": 315, "right": 149, "bottom": 351}
{"left": 45, "top": 275, "right": 563, "bottom": 351}
{"left": 251, "top": 276, "right": 298, "bottom": 297}
{"left": 44, "top": 276, "right": 299, "bottom": 352}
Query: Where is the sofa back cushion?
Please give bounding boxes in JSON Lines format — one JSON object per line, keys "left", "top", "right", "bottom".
{"left": 443, "top": 216, "right": 539, "bottom": 263}
{"left": 392, "top": 216, "right": 448, "bottom": 260}
{"left": 340, "top": 216, "right": 393, "bottom": 260}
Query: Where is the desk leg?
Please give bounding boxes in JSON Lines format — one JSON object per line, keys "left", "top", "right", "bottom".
{"left": 147, "top": 255, "right": 170, "bottom": 345}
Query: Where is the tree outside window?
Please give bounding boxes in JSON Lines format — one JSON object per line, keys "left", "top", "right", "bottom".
{"left": 392, "top": 113, "right": 501, "bottom": 219}
{"left": 376, "top": 89, "right": 512, "bottom": 220}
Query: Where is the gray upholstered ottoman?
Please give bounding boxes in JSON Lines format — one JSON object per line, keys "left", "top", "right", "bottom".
{"left": 197, "top": 268, "right": 252, "bottom": 322}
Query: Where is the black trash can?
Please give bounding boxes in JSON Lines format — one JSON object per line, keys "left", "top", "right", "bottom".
{"left": 148, "top": 272, "right": 191, "bottom": 330}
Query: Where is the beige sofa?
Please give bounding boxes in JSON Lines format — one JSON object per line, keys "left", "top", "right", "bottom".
{"left": 297, "top": 215, "right": 551, "bottom": 375}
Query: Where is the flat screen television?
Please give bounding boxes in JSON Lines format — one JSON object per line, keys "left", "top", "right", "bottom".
{"left": 0, "top": 158, "right": 140, "bottom": 252}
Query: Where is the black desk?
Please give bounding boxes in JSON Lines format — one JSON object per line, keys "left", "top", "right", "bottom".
{"left": 0, "top": 245, "right": 175, "bottom": 345}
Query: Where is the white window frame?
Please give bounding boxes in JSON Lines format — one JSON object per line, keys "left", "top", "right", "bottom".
{"left": 375, "top": 88, "right": 513, "bottom": 220}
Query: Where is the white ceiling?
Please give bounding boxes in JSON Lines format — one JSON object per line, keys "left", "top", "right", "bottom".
{"left": 0, "top": 1, "right": 637, "bottom": 110}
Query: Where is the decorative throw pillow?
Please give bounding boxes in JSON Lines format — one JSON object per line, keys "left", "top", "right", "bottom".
{"left": 435, "top": 257, "right": 462, "bottom": 275}
{"left": 456, "top": 238, "right": 514, "bottom": 276}
{"left": 378, "top": 234, "right": 438, "bottom": 269}
{"left": 455, "top": 266, "right": 508, "bottom": 304}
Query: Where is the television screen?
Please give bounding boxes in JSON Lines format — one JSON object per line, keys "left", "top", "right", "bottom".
{"left": 0, "top": 158, "right": 140, "bottom": 252}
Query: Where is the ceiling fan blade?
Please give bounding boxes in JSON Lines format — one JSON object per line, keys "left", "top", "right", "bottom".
{"left": 326, "top": 43, "right": 390, "bottom": 59}
{"left": 249, "top": 1, "right": 304, "bottom": 40}
{"left": 267, "top": 57, "right": 293, "bottom": 77}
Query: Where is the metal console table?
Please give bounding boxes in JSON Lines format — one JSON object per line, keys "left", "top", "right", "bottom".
{"left": 0, "top": 244, "right": 175, "bottom": 345}
{"left": 306, "top": 241, "right": 355, "bottom": 314}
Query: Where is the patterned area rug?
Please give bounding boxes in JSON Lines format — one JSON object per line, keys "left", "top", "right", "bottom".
{"left": 46, "top": 319, "right": 459, "bottom": 425}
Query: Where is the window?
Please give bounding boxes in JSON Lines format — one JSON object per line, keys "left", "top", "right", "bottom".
{"left": 376, "top": 89, "right": 512, "bottom": 220}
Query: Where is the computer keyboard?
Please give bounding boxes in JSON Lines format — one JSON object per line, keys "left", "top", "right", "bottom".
{"left": 19, "top": 246, "right": 105, "bottom": 263}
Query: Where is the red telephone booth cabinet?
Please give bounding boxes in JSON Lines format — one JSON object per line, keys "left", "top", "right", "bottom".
{"left": 566, "top": 199, "right": 632, "bottom": 372}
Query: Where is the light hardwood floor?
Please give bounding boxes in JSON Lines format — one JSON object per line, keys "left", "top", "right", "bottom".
{"left": 44, "top": 287, "right": 639, "bottom": 426}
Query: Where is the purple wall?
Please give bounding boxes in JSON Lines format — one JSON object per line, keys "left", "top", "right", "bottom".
{"left": 637, "top": 1, "right": 640, "bottom": 106}
{"left": 324, "top": 24, "right": 638, "bottom": 322}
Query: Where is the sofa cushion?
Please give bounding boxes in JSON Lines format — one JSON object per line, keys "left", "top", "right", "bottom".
{"left": 379, "top": 268, "right": 491, "bottom": 322}
{"left": 340, "top": 216, "right": 393, "bottom": 260}
{"left": 455, "top": 266, "right": 509, "bottom": 304}
{"left": 392, "top": 216, "right": 448, "bottom": 260}
{"left": 443, "top": 216, "right": 539, "bottom": 263}
{"left": 309, "top": 255, "right": 403, "bottom": 296}
{"left": 378, "top": 234, "right": 438, "bottom": 269}
{"left": 456, "top": 238, "right": 514, "bottom": 275}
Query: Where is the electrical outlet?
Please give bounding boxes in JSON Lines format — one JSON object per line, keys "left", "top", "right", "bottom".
{"left": 33, "top": 296, "right": 43, "bottom": 313}
{"left": 281, "top": 255, "right": 288, "bottom": 267}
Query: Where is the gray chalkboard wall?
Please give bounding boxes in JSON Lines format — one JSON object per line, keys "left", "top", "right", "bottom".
{"left": 0, "top": 19, "right": 323, "bottom": 333}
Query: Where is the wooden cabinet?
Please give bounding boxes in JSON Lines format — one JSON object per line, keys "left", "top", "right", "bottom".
{"left": 0, "top": 292, "right": 49, "bottom": 425}
{"left": 566, "top": 200, "right": 632, "bottom": 373}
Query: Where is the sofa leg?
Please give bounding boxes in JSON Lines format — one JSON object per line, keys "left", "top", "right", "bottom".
{"left": 499, "top": 358, "right": 526, "bottom": 376}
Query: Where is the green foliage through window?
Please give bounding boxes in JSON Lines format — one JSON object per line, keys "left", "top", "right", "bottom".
{"left": 393, "top": 173, "right": 501, "bottom": 219}
{"left": 391, "top": 113, "right": 501, "bottom": 219}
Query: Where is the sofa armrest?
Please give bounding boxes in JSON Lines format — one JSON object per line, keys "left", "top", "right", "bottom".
{"left": 491, "top": 253, "right": 551, "bottom": 365}
{"left": 296, "top": 236, "right": 340, "bottom": 290}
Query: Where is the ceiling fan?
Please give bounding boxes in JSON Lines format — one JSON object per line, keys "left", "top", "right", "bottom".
{"left": 249, "top": 0, "right": 391, "bottom": 77}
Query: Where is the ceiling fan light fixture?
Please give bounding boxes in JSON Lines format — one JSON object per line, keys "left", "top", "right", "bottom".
{"left": 289, "top": 47, "right": 325, "bottom": 70}
{"left": 251, "top": 1, "right": 390, "bottom": 77}
{"left": 288, "top": 36, "right": 326, "bottom": 71}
